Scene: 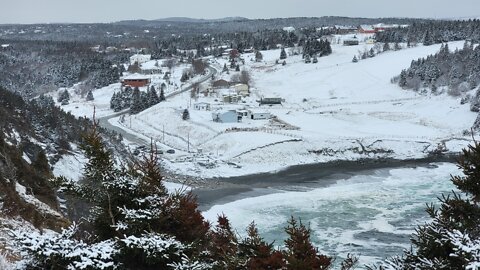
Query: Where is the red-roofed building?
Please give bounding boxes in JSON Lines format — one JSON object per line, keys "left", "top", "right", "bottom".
{"left": 358, "top": 25, "right": 376, "bottom": 34}
{"left": 121, "top": 74, "right": 151, "bottom": 88}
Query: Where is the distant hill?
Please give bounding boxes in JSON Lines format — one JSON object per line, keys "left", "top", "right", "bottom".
{"left": 154, "top": 17, "right": 249, "bottom": 23}
{"left": 114, "top": 16, "right": 430, "bottom": 33}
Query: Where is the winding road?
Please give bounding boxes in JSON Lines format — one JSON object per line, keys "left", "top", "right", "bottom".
{"left": 98, "top": 66, "right": 217, "bottom": 147}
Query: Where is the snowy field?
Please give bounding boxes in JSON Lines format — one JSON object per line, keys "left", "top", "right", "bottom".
{"left": 57, "top": 40, "right": 476, "bottom": 179}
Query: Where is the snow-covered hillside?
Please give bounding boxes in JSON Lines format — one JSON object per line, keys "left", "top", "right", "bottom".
{"left": 63, "top": 41, "right": 476, "bottom": 179}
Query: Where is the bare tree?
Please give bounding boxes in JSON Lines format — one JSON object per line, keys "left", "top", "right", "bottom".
{"left": 191, "top": 82, "right": 200, "bottom": 99}
{"left": 192, "top": 59, "right": 206, "bottom": 75}
{"left": 164, "top": 58, "right": 177, "bottom": 71}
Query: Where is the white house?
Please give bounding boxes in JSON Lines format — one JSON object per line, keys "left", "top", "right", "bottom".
{"left": 130, "top": 54, "right": 151, "bottom": 65}
{"left": 194, "top": 102, "right": 211, "bottom": 111}
{"left": 249, "top": 110, "right": 271, "bottom": 120}
{"left": 235, "top": 109, "right": 271, "bottom": 121}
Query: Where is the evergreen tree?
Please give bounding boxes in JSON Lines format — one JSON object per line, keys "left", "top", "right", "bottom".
{"left": 208, "top": 215, "right": 240, "bottom": 269}
{"left": 110, "top": 92, "right": 118, "bottom": 110}
{"left": 159, "top": 85, "right": 166, "bottom": 101}
{"left": 130, "top": 87, "right": 142, "bottom": 114}
{"left": 423, "top": 30, "right": 434, "bottom": 46}
{"left": 280, "top": 47, "right": 287, "bottom": 60}
{"left": 399, "top": 70, "right": 407, "bottom": 88}
{"left": 304, "top": 54, "right": 311, "bottom": 63}
{"left": 373, "top": 141, "right": 480, "bottom": 269}
{"left": 180, "top": 71, "right": 189, "bottom": 82}
{"left": 239, "top": 222, "right": 285, "bottom": 269}
{"left": 255, "top": 51, "right": 263, "bottom": 62}
{"left": 368, "top": 48, "right": 375, "bottom": 58}
{"left": 182, "top": 109, "right": 190, "bottom": 120}
{"left": 284, "top": 217, "right": 332, "bottom": 269}
{"left": 57, "top": 89, "right": 70, "bottom": 104}
{"left": 394, "top": 42, "right": 401, "bottom": 51}
{"left": 352, "top": 55, "right": 358, "bottom": 63}
{"left": 32, "top": 150, "right": 51, "bottom": 178}
{"left": 86, "top": 90, "right": 94, "bottom": 101}
{"left": 147, "top": 85, "right": 160, "bottom": 107}
{"left": 383, "top": 42, "right": 390, "bottom": 52}
{"left": 312, "top": 54, "right": 318, "bottom": 64}
{"left": 222, "top": 63, "right": 229, "bottom": 73}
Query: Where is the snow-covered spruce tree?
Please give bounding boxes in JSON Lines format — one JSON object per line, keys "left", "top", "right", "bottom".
{"left": 280, "top": 47, "right": 287, "bottom": 60}
{"left": 352, "top": 55, "right": 358, "bottom": 63}
{"left": 86, "top": 90, "right": 94, "bottom": 101}
{"left": 207, "top": 215, "right": 241, "bottom": 269}
{"left": 15, "top": 123, "right": 212, "bottom": 269}
{"left": 130, "top": 87, "right": 142, "bottom": 114}
{"left": 238, "top": 222, "right": 285, "bottom": 269}
{"left": 182, "top": 109, "right": 190, "bottom": 120}
{"left": 160, "top": 84, "right": 166, "bottom": 101}
{"left": 383, "top": 42, "right": 390, "bottom": 52}
{"left": 370, "top": 141, "right": 480, "bottom": 269}
{"left": 57, "top": 89, "right": 70, "bottom": 104}
{"left": 304, "top": 54, "right": 311, "bottom": 64}
{"left": 283, "top": 217, "right": 333, "bottom": 270}
{"left": 255, "top": 51, "right": 263, "bottom": 62}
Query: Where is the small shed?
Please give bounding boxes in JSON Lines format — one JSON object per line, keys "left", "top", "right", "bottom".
{"left": 194, "top": 102, "right": 211, "bottom": 111}
{"left": 130, "top": 54, "right": 151, "bottom": 65}
{"left": 343, "top": 38, "right": 359, "bottom": 46}
{"left": 212, "top": 110, "right": 239, "bottom": 123}
{"left": 258, "top": 97, "right": 282, "bottom": 106}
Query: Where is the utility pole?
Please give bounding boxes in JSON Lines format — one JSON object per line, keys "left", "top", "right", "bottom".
{"left": 162, "top": 124, "right": 165, "bottom": 143}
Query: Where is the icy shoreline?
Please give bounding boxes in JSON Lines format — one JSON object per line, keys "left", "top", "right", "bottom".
{"left": 189, "top": 152, "right": 460, "bottom": 201}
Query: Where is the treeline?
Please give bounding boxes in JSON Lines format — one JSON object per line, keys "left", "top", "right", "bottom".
{"left": 0, "top": 39, "right": 127, "bottom": 98}
{"left": 394, "top": 42, "right": 480, "bottom": 110}
{"left": 150, "top": 27, "right": 334, "bottom": 59}
{"left": 0, "top": 17, "right": 428, "bottom": 43}
{"left": 376, "top": 19, "right": 480, "bottom": 45}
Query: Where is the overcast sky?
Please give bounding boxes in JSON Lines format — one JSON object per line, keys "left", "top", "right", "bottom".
{"left": 2, "top": 0, "right": 480, "bottom": 24}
